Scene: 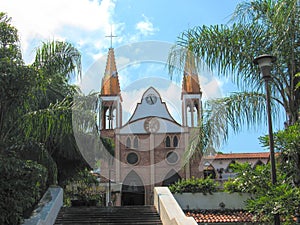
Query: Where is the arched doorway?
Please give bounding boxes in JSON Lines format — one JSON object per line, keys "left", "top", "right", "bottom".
{"left": 162, "top": 169, "right": 181, "bottom": 186}
{"left": 253, "top": 160, "right": 264, "bottom": 168}
{"left": 203, "top": 162, "right": 216, "bottom": 179}
{"left": 121, "top": 170, "right": 145, "bottom": 205}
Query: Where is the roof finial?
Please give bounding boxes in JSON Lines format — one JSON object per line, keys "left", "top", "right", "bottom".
{"left": 105, "top": 25, "right": 117, "bottom": 48}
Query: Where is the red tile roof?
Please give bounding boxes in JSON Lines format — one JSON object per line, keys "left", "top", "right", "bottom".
{"left": 204, "top": 152, "right": 270, "bottom": 160}
{"left": 185, "top": 209, "right": 254, "bottom": 223}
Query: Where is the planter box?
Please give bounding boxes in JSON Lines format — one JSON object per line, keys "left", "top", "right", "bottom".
{"left": 173, "top": 192, "right": 252, "bottom": 210}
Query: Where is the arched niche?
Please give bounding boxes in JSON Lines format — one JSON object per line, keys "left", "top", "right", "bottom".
{"left": 162, "top": 169, "right": 181, "bottom": 186}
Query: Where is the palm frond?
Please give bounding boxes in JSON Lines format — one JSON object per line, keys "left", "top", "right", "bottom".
{"left": 184, "top": 91, "right": 281, "bottom": 163}
{"left": 22, "top": 97, "right": 73, "bottom": 142}
{"left": 33, "top": 40, "right": 82, "bottom": 81}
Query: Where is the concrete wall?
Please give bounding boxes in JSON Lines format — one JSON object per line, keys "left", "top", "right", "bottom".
{"left": 23, "top": 187, "right": 63, "bottom": 225}
{"left": 154, "top": 187, "right": 197, "bottom": 225}
{"left": 173, "top": 192, "right": 252, "bottom": 210}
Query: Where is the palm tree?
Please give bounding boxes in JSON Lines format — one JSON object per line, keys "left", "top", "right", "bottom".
{"left": 22, "top": 40, "right": 87, "bottom": 183}
{"left": 0, "top": 12, "right": 37, "bottom": 143}
{"left": 23, "top": 40, "right": 81, "bottom": 141}
{"left": 168, "top": 0, "right": 299, "bottom": 156}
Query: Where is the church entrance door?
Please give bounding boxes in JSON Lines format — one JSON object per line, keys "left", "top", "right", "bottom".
{"left": 121, "top": 171, "right": 145, "bottom": 205}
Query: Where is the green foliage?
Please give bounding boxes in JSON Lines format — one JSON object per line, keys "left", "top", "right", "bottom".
{"left": 169, "top": 177, "right": 218, "bottom": 194}
{"left": 0, "top": 12, "right": 37, "bottom": 142}
{"left": 0, "top": 156, "right": 47, "bottom": 225}
{"left": 0, "top": 12, "right": 22, "bottom": 61}
{"left": 33, "top": 40, "right": 82, "bottom": 80}
{"left": 0, "top": 11, "right": 90, "bottom": 222}
{"left": 63, "top": 169, "right": 104, "bottom": 206}
{"left": 246, "top": 184, "right": 300, "bottom": 224}
{"left": 223, "top": 162, "right": 300, "bottom": 224}
{"left": 6, "top": 141, "right": 58, "bottom": 186}
{"left": 223, "top": 162, "right": 271, "bottom": 194}
{"left": 274, "top": 123, "right": 300, "bottom": 186}
{"left": 296, "top": 73, "right": 300, "bottom": 90}
{"left": 260, "top": 122, "right": 300, "bottom": 186}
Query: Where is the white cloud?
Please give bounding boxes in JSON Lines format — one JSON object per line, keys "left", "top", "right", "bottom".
{"left": 122, "top": 88, "right": 146, "bottom": 121}
{"left": 135, "top": 14, "right": 159, "bottom": 36}
{"left": 0, "top": 0, "right": 116, "bottom": 62}
{"left": 201, "top": 77, "right": 223, "bottom": 100}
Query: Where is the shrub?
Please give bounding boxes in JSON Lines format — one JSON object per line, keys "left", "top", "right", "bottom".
{"left": 6, "top": 141, "right": 57, "bottom": 186}
{"left": 223, "top": 178, "right": 241, "bottom": 193}
{"left": 63, "top": 168, "right": 105, "bottom": 206}
{"left": 223, "top": 162, "right": 300, "bottom": 224}
{"left": 0, "top": 156, "right": 48, "bottom": 225}
{"left": 169, "top": 177, "right": 218, "bottom": 194}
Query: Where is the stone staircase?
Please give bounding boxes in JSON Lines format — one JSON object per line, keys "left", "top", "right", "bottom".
{"left": 54, "top": 205, "right": 163, "bottom": 225}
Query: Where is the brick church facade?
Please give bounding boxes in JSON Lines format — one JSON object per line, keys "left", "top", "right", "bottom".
{"left": 98, "top": 46, "right": 203, "bottom": 206}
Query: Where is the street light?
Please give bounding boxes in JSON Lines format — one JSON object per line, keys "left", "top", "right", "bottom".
{"left": 253, "top": 54, "right": 280, "bottom": 225}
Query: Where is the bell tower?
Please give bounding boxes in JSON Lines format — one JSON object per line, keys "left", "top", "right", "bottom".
{"left": 99, "top": 46, "right": 122, "bottom": 137}
{"left": 181, "top": 52, "right": 202, "bottom": 127}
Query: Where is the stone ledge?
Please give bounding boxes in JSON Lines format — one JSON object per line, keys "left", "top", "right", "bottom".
{"left": 154, "top": 187, "right": 197, "bottom": 225}
{"left": 23, "top": 187, "right": 63, "bottom": 225}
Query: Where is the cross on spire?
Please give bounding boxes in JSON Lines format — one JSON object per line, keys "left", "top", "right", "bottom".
{"left": 105, "top": 25, "right": 117, "bottom": 48}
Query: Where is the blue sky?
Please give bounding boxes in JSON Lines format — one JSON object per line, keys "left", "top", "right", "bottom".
{"left": 1, "top": 0, "right": 278, "bottom": 153}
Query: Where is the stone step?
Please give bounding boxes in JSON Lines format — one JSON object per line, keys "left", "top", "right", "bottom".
{"left": 54, "top": 205, "right": 162, "bottom": 225}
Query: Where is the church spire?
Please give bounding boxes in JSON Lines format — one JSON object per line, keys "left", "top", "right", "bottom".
{"left": 101, "top": 47, "right": 121, "bottom": 97}
{"left": 99, "top": 46, "right": 122, "bottom": 132}
{"left": 101, "top": 26, "right": 121, "bottom": 97}
{"left": 182, "top": 51, "right": 201, "bottom": 95}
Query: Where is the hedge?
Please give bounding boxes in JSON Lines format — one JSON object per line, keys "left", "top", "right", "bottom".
{"left": 0, "top": 156, "right": 48, "bottom": 225}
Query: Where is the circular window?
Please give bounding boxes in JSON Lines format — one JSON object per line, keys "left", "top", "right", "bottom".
{"left": 166, "top": 151, "right": 179, "bottom": 164}
{"left": 127, "top": 152, "right": 139, "bottom": 165}
{"left": 144, "top": 117, "right": 160, "bottom": 133}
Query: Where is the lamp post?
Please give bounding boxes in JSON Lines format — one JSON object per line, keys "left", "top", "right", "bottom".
{"left": 253, "top": 54, "right": 280, "bottom": 225}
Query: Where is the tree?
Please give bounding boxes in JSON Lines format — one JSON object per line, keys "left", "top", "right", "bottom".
{"left": 224, "top": 162, "right": 300, "bottom": 224}
{"left": 23, "top": 40, "right": 87, "bottom": 184}
{"left": 168, "top": 0, "right": 300, "bottom": 154}
{"left": 0, "top": 12, "right": 36, "bottom": 143}
{"left": 0, "top": 11, "right": 88, "bottom": 185}
{"left": 260, "top": 122, "right": 300, "bottom": 186}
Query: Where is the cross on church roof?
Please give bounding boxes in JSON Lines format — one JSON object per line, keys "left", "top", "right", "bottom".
{"left": 105, "top": 25, "right": 117, "bottom": 48}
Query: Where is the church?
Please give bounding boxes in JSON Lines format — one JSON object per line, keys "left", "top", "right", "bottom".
{"left": 98, "top": 46, "right": 203, "bottom": 206}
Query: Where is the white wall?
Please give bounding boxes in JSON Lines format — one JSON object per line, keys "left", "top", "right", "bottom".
{"left": 174, "top": 192, "right": 252, "bottom": 210}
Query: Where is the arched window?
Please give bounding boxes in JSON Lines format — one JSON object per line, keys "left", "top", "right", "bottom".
{"left": 253, "top": 160, "right": 263, "bottom": 168}
{"left": 105, "top": 108, "right": 110, "bottom": 129}
{"left": 133, "top": 137, "right": 138, "bottom": 149}
{"left": 203, "top": 162, "right": 216, "bottom": 179}
{"left": 193, "top": 106, "right": 198, "bottom": 126}
{"left": 112, "top": 108, "right": 117, "bottom": 129}
{"left": 173, "top": 136, "right": 178, "bottom": 147}
{"left": 165, "top": 136, "right": 171, "bottom": 148}
{"left": 186, "top": 106, "right": 192, "bottom": 127}
{"left": 226, "top": 160, "right": 236, "bottom": 173}
{"left": 126, "top": 137, "right": 131, "bottom": 148}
